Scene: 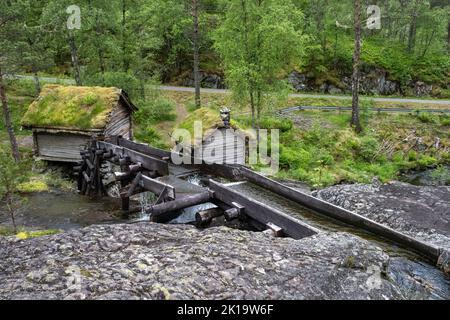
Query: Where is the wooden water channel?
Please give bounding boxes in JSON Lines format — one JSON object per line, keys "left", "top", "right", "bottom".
{"left": 75, "top": 136, "right": 449, "bottom": 272}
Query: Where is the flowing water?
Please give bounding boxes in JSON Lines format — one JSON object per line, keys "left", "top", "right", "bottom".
{"left": 399, "top": 165, "right": 450, "bottom": 186}
{"left": 0, "top": 192, "right": 123, "bottom": 231}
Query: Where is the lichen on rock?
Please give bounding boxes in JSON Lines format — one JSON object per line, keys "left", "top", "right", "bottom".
{"left": 0, "top": 223, "right": 448, "bottom": 300}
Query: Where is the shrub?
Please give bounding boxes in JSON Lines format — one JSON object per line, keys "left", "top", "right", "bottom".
{"left": 357, "top": 136, "right": 379, "bottom": 162}
{"left": 430, "top": 166, "right": 450, "bottom": 185}
{"left": 407, "top": 150, "right": 418, "bottom": 162}
{"left": 416, "top": 112, "right": 437, "bottom": 124}
{"left": 439, "top": 115, "right": 450, "bottom": 126}
{"left": 314, "top": 149, "right": 334, "bottom": 166}
{"left": 135, "top": 98, "right": 176, "bottom": 125}
{"left": 86, "top": 72, "right": 141, "bottom": 100}
{"left": 134, "top": 127, "right": 169, "bottom": 150}
{"left": 259, "top": 117, "right": 293, "bottom": 132}
{"left": 279, "top": 146, "right": 302, "bottom": 170}
{"left": 417, "top": 155, "right": 437, "bottom": 167}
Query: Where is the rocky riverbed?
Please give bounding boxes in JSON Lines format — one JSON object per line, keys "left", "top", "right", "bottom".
{"left": 1, "top": 222, "right": 449, "bottom": 300}
{"left": 314, "top": 181, "right": 450, "bottom": 252}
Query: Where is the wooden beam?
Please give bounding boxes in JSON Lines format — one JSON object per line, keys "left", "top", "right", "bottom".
{"left": 209, "top": 180, "right": 318, "bottom": 240}
{"left": 126, "top": 173, "right": 142, "bottom": 198}
{"left": 195, "top": 208, "right": 223, "bottom": 227}
{"left": 148, "top": 191, "right": 213, "bottom": 223}
{"left": 116, "top": 137, "right": 171, "bottom": 159}
{"left": 139, "top": 175, "right": 176, "bottom": 200}
{"left": 239, "top": 167, "right": 443, "bottom": 262}
{"left": 266, "top": 222, "right": 284, "bottom": 237}
{"left": 98, "top": 141, "right": 169, "bottom": 176}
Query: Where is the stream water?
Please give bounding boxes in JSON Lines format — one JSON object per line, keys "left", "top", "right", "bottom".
{"left": 399, "top": 165, "right": 450, "bottom": 186}
{"left": 0, "top": 191, "right": 123, "bottom": 231}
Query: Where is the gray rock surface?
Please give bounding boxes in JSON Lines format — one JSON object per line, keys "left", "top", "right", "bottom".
{"left": 1, "top": 223, "right": 447, "bottom": 300}
{"left": 314, "top": 181, "right": 450, "bottom": 251}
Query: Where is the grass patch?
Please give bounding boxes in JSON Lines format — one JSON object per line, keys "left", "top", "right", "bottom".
{"left": 16, "top": 229, "right": 61, "bottom": 240}
{"left": 17, "top": 179, "right": 49, "bottom": 193}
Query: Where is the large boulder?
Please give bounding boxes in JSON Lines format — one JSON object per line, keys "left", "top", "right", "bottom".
{"left": 182, "top": 71, "right": 226, "bottom": 89}
{"left": 1, "top": 223, "right": 447, "bottom": 300}
{"left": 288, "top": 71, "right": 308, "bottom": 92}
{"left": 314, "top": 181, "right": 450, "bottom": 251}
{"left": 359, "top": 68, "right": 400, "bottom": 95}
{"left": 413, "top": 81, "right": 433, "bottom": 96}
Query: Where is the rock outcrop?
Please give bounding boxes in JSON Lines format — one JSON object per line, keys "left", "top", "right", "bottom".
{"left": 287, "top": 69, "right": 444, "bottom": 97}
{"left": 1, "top": 223, "right": 448, "bottom": 300}
{"left": 314, "top": 181, "right": 450, "bottom": 251}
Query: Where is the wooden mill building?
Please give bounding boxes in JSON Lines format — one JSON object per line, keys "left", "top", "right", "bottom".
{"left": 177, "top": 107, "right": 253, "bottom": 165}
{"left": 21, "top": 84, "right": 137, "bottom": 162}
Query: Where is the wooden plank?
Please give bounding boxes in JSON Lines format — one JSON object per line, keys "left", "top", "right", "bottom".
{"left": 139, "top": 175, "right": 176, "bottom": 200}
{"left": 239, "top": 167, "right": 443, "bottom": 262}
{"left": 126, "top": 173, "right": 142, "bottom": 198}
{"left": 117, "top": 137, "right": 171, "bottom": 159}
{"left": 98, "top": 141, "right": 169, "bottom": 176}
{"left": 209, "top": 180, "right": 319, "bottom": 240}
{"left": 149, "top": 191, "right": 213, "bottom": 223}
{"left": 36, "top": 133, "right": 89, "bottom": 162}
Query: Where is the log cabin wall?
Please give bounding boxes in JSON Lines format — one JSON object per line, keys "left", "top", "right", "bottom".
{"left": 34, "top": 132, "right": 90, "bottom": 162}
{"left": 201, "top": 128, "right": 246, "bottom": 165}
{"left": 104, "top": 102, "right": 133, "bottom": 139}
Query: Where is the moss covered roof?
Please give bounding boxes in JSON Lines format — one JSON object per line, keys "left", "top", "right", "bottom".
{"left": 21, "top": 85, "right": 133, "bottom": 130}
{"left": 176, "top": 107, "right": 252, "bottom": 146}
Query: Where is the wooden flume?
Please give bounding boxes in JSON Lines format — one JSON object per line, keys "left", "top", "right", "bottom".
{"left": 74, "top": 135, "right": 449, "bottom": 273}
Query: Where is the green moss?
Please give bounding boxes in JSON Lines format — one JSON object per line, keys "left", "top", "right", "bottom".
{"left": 0, "top": 226, "right": 14, "bottom": 237}
{"left": 17, "top": 179, "right": 49, "bottom": 193}
{"left": 21, "top": 84, "right": 121, "bottom": 130}
{"left": 16, "top": 229, "right": 61, "bottom": 240}
{"left": 80, "top": 269, "right": 94, "bottom": 278}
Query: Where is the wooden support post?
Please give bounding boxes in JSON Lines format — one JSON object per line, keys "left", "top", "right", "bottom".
{"left": 148, "top": 191, "right": 213, "bottom": 223}
{"left": 209, "top": 180, "right": 318, "bottom": 240}
{"left": 223, "top": 202, "right": 245, "bottom": 221}
{"left": 224, "top": 208, "right": 240, "bottom": 221}
{"left": 126, "top": 172, "right": 142, "bottom": 198}
{"left": 195, "top": 208, "right": 224, "bottom": 227}
{"left": 119, "top": 155, "right": 131, "bottom": 213}
{"left": 265, "top": 222, "right": 284, "bottom": 237}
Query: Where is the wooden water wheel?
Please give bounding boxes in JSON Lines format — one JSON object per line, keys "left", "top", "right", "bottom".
{"left": 74, "top": 138, "right": 111, "bottom": 197}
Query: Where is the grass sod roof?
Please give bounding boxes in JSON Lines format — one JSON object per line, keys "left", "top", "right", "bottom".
{"left": 176, "top": 107, "right": 254, "bottom": 147}
{"left": 21, "top": 85, "right": 132, "bottom": 131}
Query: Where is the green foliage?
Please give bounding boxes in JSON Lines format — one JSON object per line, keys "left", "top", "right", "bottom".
{"left": 17, "top": 180, "right": 49, "bottom": 193}
{"left": 214, "top": 0, "right": 305, "bottom": 122}
{"left": 430, "top": 166, "right": 450, "bottom": 185}
{"left": 358, "top": 136, "right": 379, "bottom": 162}
{"left": 258, "top": 117, "right": 293, "bottom": 132}
{"left": 135, "top": 98, "right": 176, "bottom": 125}
{"left": 16, "top": 229, "right": 61, "bottom": 240}
{"left": 416, "top": 112, "right": 437, "bottom": 124}
{"left": 21, "top": 85, "right": 120, "bottom": 129}
{"left": 417, "top": 155, "right": 438, "bottom": 167}
{"left": 134, "top": 127, "right": 169, "bottom": 150}
{"left": 134, "top": 96, "right": 176, "bottom": 149}
{"left": 0, "top": 148, "right": 30, "bottom": 198}
{"left": 86, "top": 72, "right": 141, "bottom": 100}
